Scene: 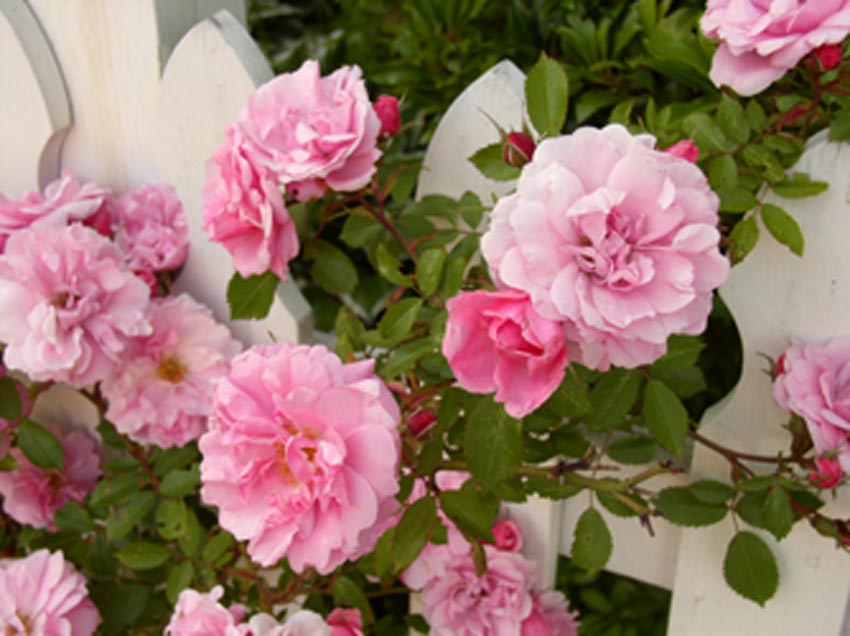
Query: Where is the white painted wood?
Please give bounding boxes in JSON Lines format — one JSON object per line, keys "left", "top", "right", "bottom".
{"left": 667, "top": 132, "right": 850, "bottom": 636}
{"left": 0, "top": 0, "right": 310, "bottom": 345}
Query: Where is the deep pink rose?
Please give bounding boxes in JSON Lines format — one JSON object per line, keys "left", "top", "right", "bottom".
{"left": 0, "top": 169, "right": 110, "bottom": 252}
{"left": 328, "top": 608, "right": 363, "bottom": 636}
{"left": 443, "top": 289, "right": 568, "bottom": 418}
{"left": 112, "top": 183, "right": 189, "bottom": 273}
{"left": 663, "top": 139, "right": 699, "bottom": 163}
{"left": 203, "top": 125, "right": 299, "bottom": 280}
{"left": 0, "top": 223, "right": 152, "bottom": 387}
{"left": 0, "top": 425, "right": 101, "bottom": 530}
{"left": 237, "top": 60, "right": 381, "bottom": 196}
{"left": 199, "top": 343, "right": 401, "bottom": 573}
{"left": 774, "top": 336, "right": 850, "bottom": 475}
{"left": 522, "top": 590, "right": 580, "bottom": 636}
{"left": 101, "top": 294, "right": 241, "bottom": 448}
{"left": 491, "top": 519, "right": 523, "bottom": 552}
{"left": 701, "top": 0, "right": 850, "bottom": 95}
{"left": 504, "top": 131, "right": 536, "bottom": 167}
{"left": 0, "top": 549, "right": 100, "bottom": 636}
{"left": 373, "top": 95, "right": 401, "bottom": 138}
{"left": 809, "top": 456, "right": 842, "bottom": 489}
{"left": 481, "top": 125, "right": 729, "bottom": 371}
{"left": 165, "top": 586, "right": 242, "bottom": 636}
{"left": 813, "top": 43, "right": 844, "bottom": 70}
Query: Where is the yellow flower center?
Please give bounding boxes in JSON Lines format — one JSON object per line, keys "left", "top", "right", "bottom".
{"left": 156, "top": 354, "right": 187, "bottom": 383}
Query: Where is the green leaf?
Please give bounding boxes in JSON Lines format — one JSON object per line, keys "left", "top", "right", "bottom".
{"left": 464, "top": 399, "right": 523, "bottom": 489}
{"left": 524, "top": 477, "right": 582, "bottom": 500}
{"left": 607, "top": 435, "right": 656, "bottom": 465}
{"left": 771, "top": 173, "right": 829, "bottom": 199}
{"left": 156, "top": 499, "right": 190, "bottom": 540}
{"left": 226, "top": 271, "right": 279, "bottom": 320}
{"left": 0, "top": 377, "right": 22, "bottom": 420}
{"left": 333, "top": 576, "right": 375, "bottom": 625}
{"left": 525, "top": 53, "right": 569, "bottom": 135}
{"left": 717, "top": 187, "right": 758, "bottom": 213}
{"left": 90, "top": 473, "right": 142, "bottom": 507}
{"left": 746, "top": 100, "right": 767, "bottom": 133}
{"left": 598, "top": 491, "right": 645, "bottom": 518}
{"left": 459, "top": 191, "right": 485, "bottom": 229}
{"left": 439, "top": 485, "right": 498, "bottom": 541}
{"left": 762, "top": 486, "right": 794, "bottom": 541}
{"left": 439, "top": 257, "right": 467, "bottom": 299}
{"left": 202, "top": 533, "right": 235, "bottom": 565}
{"left": 159, "top": 465, "right": 200, "bottom": 498}
{"left": 544, "top": 372, "right": 591, "bottom": 418}
{"left": 571, "top": 508, "right": 612, "bottom": 572}
{"left": 106, "top": 491, "right": 156, "bottom": 542}
{"left": 683, "top": 113, "right": 730, "bottom": 154}
{"left": 717, "top": 94, "right": 750, "bottom": 145}
{"left": 656, "top": 487, "right": 727, "bottom": 526}
{"left": 378, "top": 298, "right": 422, "bottom": 343}
{"left": 374, "top": 243, "right": 413, "bottom": 287}
{"left": 584, "top": 369, "right": 642, "bottom": 431}
{"left": 166, "top": 562, "right": 194, "bottom": 604}
{"left": 152, "top": 445, "right": 198, "bottom": 477}
{"left": 729, "top": 216, "right": 760, "bottom": 264}
{"left": 760, "top": 203, "right": 804, "bottom": 256}
{"left": 650, "top": 335, "right": 705, "bottom": 374}
{"left": 830, "top": 108, "right": 850, "bottom": 142}
{"left": 724, "top": 531, "right": 779, "bottom": 606}
{"left": 393, "top": 497, "right": 438, "bottom": 571}
{"left": 380, "top": 338, "right": 435, "bottom": 380}
{"left": 689, "top": 480, "right": 735, "bottom": 505}
{"left": 305, "top": 239, "right": 359, "bottom": 294}
{"left": 416, "top": 248, "right": 447, "bottom": 296}
{"left": 468, "top": 143, "right": 521, "bottom": 181}
{"left": 708, "top": 155, "right": 738, "bottom": 191}
{"left": 340, "top": 212, "right": 383, "bottom": 248}
{"left": 643, "top": 380, "right": 689, "bottom": 456}
{"left": 115, "top": 541, "right": 170, "bottom": 570}
{"left": 54, "top": 501, "right": 95, "bottom": 534}
{"left": 17, "top": 419, "right": 65, "bottom": 470}
{"left": 91, "top": 583, "right": 149, "bottom": 636}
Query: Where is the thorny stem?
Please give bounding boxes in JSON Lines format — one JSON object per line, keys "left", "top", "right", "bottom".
{"left": 356, "top": 194, "right": 418, "bottom": 264}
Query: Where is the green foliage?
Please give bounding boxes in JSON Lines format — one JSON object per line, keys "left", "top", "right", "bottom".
{"left": 226, "top": 271, "right": 279, "bottom": 319}
{"left": 571, "top": 508, "right": 613, "bottom": 573}
{"left": 724, "top": 532, "right": 779, "bottom": 606}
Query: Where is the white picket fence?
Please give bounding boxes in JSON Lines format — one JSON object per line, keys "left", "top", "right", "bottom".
{"left": 2, "top": 2, "right": 850, "bottom": 634}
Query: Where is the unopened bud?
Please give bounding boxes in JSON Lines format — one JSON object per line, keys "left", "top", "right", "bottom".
{"left": 813, "top": 44, "right": 843, "bottom": 71}
{"left": 408, "top": 408, "right": 437, "bottom": 437}
{"left": 374, "top": 95, "right": 401, "bottom": 137}
{"left": 502, "top": 132, "right": 536, "bottom": 168}
{"left": 663, "top": 139, "right": 699, "bottom": 163}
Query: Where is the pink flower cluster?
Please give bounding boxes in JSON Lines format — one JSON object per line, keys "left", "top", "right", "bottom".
{"left": 402, "top": 478, "right": 578, "bottom": 636}
{"left": 203, "top": 60, "right": 397, "bottom": 280}
{"left": 701, "top": 0, "right": 850, "bottom": 95}
{"left": 166, "top": 585, "right": 352, "bottom": 636}
{"left": 774, "top": 336, "right": 850, "bottom": 481}
{"left": 0, "top": 549, "right": 101, "bottom": 636}
{"left": 199, "top": 342, "right": 401, "bottom": 573}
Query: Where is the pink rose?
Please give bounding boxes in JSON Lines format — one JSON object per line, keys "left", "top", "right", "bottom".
{"left": 813, "top": 43, "right": 844, "bottom": 70}
{"left": 112, "top": 183, "right": 189, "bottom": 273}
{"left": 203, "top": 125, "right": 299, "bottom": 280}
{"left": 0, "top": 223, "right": 152, "bottom": 387}
{"left": 199, "top": 343, "right": 401, "bottom": 573}
{"left": 0, "top": 549, "right": 100, "bottom": 636}
{"left": 237, "top": 60, "right": 382, "bottom": 196}
{"left": 101, "top": 294, "right": 241, "bottom": 448}
{"left": 328, "top": 608, "right": 363, "bottom": 636}
{"left": 663, "top": 139, "right": 699, "bottom": 163}
{"left": 700, "top": 0, "right": 850, "bottom": 95}
{"left": 491, "top": 519, "right": 523, "bottom": 552}
{"left": 0, "top": 425, "right": 101, "bottom": 530}
{"left": 165, "top": 586, "right": 242, "bottom": 636}
{"left": 0, "top": 169, "right": 110, "bottom": 252}
{"left": 774, "top": 336, "right": 850, "bottom": 475}
{"left": 373, "top": 95, "right": 401, "bottom": 138}
{"left": 809, "top": 456, "right": 842, "bottom": 489}
{"left": 443, "top": 289, "right": 568, "bottom": 418}
{"left": 522, "top": 590, "right": 580, "bottom": 636}
{"left": 481, "top": 124, "right": 729, "bottom": 371}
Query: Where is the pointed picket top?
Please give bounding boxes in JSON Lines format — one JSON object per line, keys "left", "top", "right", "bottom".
{"left": 667, "top": 132, "right": 850, "bottom": 635}
{"left": 0, "top": 0, "right": 310, "bottom": 345}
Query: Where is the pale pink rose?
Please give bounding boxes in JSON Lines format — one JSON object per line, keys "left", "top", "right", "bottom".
{"left": 112, "top": 183, "right": 188, "bottom": 273}
{"left": 0, "top": 169, "right": 110, "bottom": 252}
{"left": 101, "top": 294, "right": 241, "bottom": 448}
{"left": 237, "top": 60, "right": 381, "bottom": 196}
{"left": 199, "top": 343, "right": 401, "bottom": 573}
{"left": 165, "top": 586, "right": 242, "bottom": 636}
{"left": 773, "top": 336, "right": 850, "bottom": 475}
{"left": 522, "top": 590, "right": 580, "bottom": 636}
{"left": 373, "top": 95, "right": 401, "bottom": 138}
{"left": 241, "top": 611, "right": 330, "bottom": 636}
{"left": 700, "top": 0, "right": 850, "bottom": 95}
{"left": 0, "top": 223, "right": 151, "bottom": 387}
{"left": 0, "top": 426, "right": 101, "bottom": 530}
{"left": 328, "top": 608, "right": 363, "bottom": 636}
{"left": 0, "top": 549, "right": 100, "bottom": 636}
{"left": 481, "top": 124, "right": 729, "bottom": 371}
{"left": 663, "top": 139, "right": 699, "bottom": 163}
{"left": 491, "top": 519, "right": 523, "bottom": 552}
{"left": 443, "top": 289, "right": 568, "bottom": 418}
{"left": 203, "top": 125, "right": 299, "bottom": 279}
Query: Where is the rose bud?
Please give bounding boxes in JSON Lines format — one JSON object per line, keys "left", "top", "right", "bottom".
{"left": 813, "top": 43, "right": 843, "bottom": 71}
{"left": 374, "top": 95, "right": 401, "bottom": 137}
{"left": 502, "top": 132, "right": 536, "bottom": 168}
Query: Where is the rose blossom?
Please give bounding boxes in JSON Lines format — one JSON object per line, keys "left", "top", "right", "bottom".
{"left": 443, "top": 290, "right": 568, "bottom": 418}
{"left": 199, "top": 342, "right": 401, "bottom": 573}
{"left": 237, "top": 59, "right": 382, "bottom": 196}
{"left": 522, "top": 590, "right": 580, "bottom": 636}
{"left": 165, "top": 586, "right": 244, "bottom": 636}
{"left": 243, "top": 611, "right": 331, "bottom": 636}
{"left": 663, "top": 139, "right": 699, "bottom": 164}
{"left": 0, "top": 425, "right": 101, "bottom": 530}
{"left": 373, "top": 95, "right": 401, "bottom": 138}
{"left": 0, "top": 549, "right": 101, "bottom": 636}
{"left": 809, "top": 456, "right": 842, "bottom": 489}
{"left": 491, "top": 519, "right": 523, "bottom": 552}
{"left": 700, "top": 0, "right": 850, "bottom": 95}
{"left": 0, "top": 223, "right": 151, "bottom": 386}
{"left": 327, "top": 608, "right": 363, "bottom": 636}
{"left": 101, "top": 294, "right": 241, "bottom": 448}
{"left": 481, "top": 124, "right": 729, "bottom": 371}
{"left": 773, "top": 336, "right": 850, "bottom": 475}
{"left": 203, "top": 124, "right": 299, "bottom": 279}
{"left": 112, "top": 183, "right": 189, "bottom": 273}
{"left": 0, "top": 169, "right": 111, "bottom": 252}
